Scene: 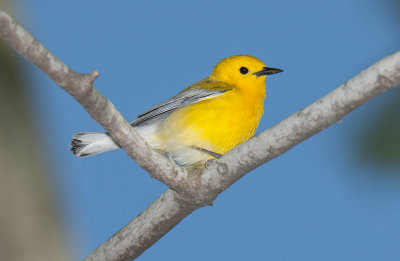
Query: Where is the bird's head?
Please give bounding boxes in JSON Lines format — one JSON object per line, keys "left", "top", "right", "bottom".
{"left": 210, "top": 55, "right": 283, "bottom": 89}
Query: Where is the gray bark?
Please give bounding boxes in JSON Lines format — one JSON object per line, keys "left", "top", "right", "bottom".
{"left": 0, "top": 9, "right": 399, "bottom": 261}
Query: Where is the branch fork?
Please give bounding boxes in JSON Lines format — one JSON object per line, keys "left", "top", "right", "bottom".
{"left": 1, "top": 9, "right": 399, "bottom": 261}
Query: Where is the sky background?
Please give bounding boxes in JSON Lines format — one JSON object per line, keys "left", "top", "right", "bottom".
{"left": 7, "top": 0, "right": 400, "bottom": 260}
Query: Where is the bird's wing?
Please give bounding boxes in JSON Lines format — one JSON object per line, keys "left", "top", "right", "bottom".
{"left": 131, "top": 80, "right": 233, "bottom": 127}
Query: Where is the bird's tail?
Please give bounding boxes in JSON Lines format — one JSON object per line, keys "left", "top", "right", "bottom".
{"left": 70, "top": 132, "right": 120, "bottom": 157}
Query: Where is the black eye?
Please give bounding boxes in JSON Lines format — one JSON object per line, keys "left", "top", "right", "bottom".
{"left": 239, "top": 67, "right": 248, "bottom": 75}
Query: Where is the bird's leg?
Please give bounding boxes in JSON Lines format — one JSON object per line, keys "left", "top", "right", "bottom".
{"left": 191, "top": 146, "right": 222, "bottom": 158}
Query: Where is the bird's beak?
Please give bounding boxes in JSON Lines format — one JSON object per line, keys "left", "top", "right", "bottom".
{"left": 253, "top": 67, "right": 283, "bottom": 77}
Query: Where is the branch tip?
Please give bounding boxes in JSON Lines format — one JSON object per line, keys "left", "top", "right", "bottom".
{"left": 90, "top": 70, "right": 99, "bottom": 83}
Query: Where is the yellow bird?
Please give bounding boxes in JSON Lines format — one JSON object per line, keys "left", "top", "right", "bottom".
{"left": 71, "top": 55, "right": 283, "bottom": 166}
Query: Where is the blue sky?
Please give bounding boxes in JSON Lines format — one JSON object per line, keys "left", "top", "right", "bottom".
{"left": 10, "top": 0, "right": 400, "bottom": 260}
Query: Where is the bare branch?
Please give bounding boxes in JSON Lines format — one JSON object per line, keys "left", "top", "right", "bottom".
{"left": 1, "top": 9, "right": 399, "bottom": 261}
{"left": 201, "top": 50, "right": 400, "bottom": 190}
{"left": 85, "top": 50, "right": 400, "bottom": 261}
{"left": 85, "top": 189, "right": 199, "bottom": 261}
{"left": 0, "top": 9, "right": 188, "bottom": 190}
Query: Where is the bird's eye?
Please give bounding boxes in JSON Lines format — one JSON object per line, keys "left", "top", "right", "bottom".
{"left": 239, "top": 67, "right": 249, "bottom": 75}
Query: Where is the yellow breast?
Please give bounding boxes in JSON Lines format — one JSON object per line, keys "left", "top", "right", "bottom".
{"left": 153, "top": 86, "right": 265, "bottom": 164}
{"left": 141, "top": 55, "right": 275, "bottom": 165}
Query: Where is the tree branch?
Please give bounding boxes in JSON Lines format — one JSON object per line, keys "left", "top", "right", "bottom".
{"left": 201, "top": 51, "right": 400, "bottom": 190}
{"left": 85, "top": 189, "right": 199, "bottom": 261}
{"left": 1, "top": 9, "right": 399, "bottom": 261}
{"left": 0, "top": 9, "right": 188, "bottom": 192}
{"left": 85, "top": 50, "right": 400, "bottom": 261}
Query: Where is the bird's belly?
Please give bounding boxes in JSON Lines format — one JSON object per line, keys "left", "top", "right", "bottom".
{"left": 152, "top": 93, "right": 264, "bottom": 165}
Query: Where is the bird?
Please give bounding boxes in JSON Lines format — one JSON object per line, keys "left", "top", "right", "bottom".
{"left": 70, "top": 55, "right": 283, "bottom": 166}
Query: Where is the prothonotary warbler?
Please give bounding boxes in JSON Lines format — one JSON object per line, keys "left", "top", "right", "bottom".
{"left": 71, "top": 55, "right": 283, "bottom": 166}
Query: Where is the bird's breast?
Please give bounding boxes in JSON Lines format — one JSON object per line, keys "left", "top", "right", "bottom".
{"left": 154, "top": 89, "right": 265, "bottom": 158}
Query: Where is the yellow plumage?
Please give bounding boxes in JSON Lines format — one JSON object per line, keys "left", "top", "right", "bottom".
{"left": 71, "top": 55, "right": 283, "bottom": 166}
{"left": 145, "top": 55, "right": 281, "bottom": 165}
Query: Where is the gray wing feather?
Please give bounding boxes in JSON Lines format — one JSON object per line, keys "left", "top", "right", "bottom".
{"left": 131, "top": 87, "right": 229, "bottom": 127}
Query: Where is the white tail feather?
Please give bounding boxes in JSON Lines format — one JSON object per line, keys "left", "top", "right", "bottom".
{"left": 70, "top": 132, "right": 120, "bottom": 157}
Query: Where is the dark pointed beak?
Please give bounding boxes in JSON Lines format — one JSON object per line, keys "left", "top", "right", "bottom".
{"left": 253, "top": 67, "right": 283, "bottom": 77}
